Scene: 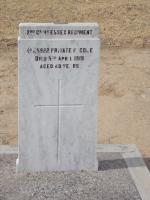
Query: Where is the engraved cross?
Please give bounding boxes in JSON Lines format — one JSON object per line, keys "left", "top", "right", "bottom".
{"left": 34, "top": 80, "right": 82, "bottom": 162}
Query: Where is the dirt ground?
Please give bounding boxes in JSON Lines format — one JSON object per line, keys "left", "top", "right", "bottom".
{"left": 0, "top": 0, "right": 150, "bottom": 168}
{"left": 0, "top": 0, "right": 150, "bottom": 49}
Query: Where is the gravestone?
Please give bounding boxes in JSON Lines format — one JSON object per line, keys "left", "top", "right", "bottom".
{"left": 17, "top": 23, "right": 100, "bottom": 171}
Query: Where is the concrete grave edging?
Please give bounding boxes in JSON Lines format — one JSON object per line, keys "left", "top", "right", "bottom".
{"left": 0, "top": 144, "right": 149, "bottom": 200}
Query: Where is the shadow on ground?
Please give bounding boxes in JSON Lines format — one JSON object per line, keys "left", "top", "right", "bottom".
{"left": 98, "top": 156, "right": 150, "bottom": 172}
{"left": 144, "top": 158, "right": 150, "bottom": 171}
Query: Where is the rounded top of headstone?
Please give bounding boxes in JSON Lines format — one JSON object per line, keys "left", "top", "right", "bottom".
{"left": 19, "top": 23, "right": 100, "bottom": 39}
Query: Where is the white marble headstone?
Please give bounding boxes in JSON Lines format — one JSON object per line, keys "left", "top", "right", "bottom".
{"left": 17, "top": 23, "right": 100, "bottom": 171}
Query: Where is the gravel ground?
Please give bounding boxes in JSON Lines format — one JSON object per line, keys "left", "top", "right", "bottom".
{"left": 0, "top": 153, "right": 141, "bottom": 200}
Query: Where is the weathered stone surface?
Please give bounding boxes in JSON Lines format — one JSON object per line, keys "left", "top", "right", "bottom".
{"left": 17, "top": 23, "right": 100, "bottom": 171}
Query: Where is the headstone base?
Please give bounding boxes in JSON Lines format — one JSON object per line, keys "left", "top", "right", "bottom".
{"left": 16, "top": 157, "right": 98, "bottom": 172}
